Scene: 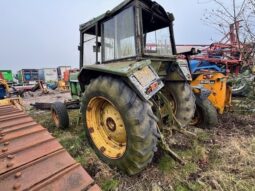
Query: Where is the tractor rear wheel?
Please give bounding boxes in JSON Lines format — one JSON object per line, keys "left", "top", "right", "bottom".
{"left": 163, "top": 82, "right": 196, "bottom": 127}
{"left": 81, "top": 76, "right": 159, "bottom": 175}
{"left": 190, "top": 95, "right": 218, "bottom": 128}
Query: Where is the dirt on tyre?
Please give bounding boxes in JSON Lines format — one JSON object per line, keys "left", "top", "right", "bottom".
{"left": 81, "top": 76, "right": 159, "bottom": 175}
{"left": 51, "top": 102, "right": 69, "bottom": 129}
{"left": 190, "top": 95, "right": 218, "bottom": 129}
{"left": 162, "top": 82, "right": 196, "bottom": 127}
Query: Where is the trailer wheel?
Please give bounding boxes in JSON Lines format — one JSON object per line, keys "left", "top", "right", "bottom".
{"left": 190, "top": 95, "right": 218, "bottom": 128}
{"left": 81, "top": 76, "right": 159, "bottom": 175}
{"left": 51, "top": 102, "right": 69, "bottom": 129}
{"left": 163, "top": 82, "right": 196, "bottom": 127}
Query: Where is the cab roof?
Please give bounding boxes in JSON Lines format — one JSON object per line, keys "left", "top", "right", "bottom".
{"left": 79, "top": 0, "right": 172, "bottom": 32}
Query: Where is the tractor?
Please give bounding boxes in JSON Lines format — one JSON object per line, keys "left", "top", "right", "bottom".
{"left": 52, "top": 0, "right": 197, "bottom": 175}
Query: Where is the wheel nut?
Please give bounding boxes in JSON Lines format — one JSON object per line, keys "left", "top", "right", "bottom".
{"left": 4, "top": 142, "right": 10, "bottom": 146}
{"left": 7, "top": 162, "right": 14, "bottom": 168}
{"left": 7, "top": 155, "right": 15, "bottom": 159}
{"left": 15, "top": 172, "right": 22, "bottom": 178}
{"left": 100, "top": 147, "right": 106, "bottom": 153}
{"left": 13, "top": 183, "right": 21, "bottom": 190}
{"left": 2, "top": 148, "right": 8, "bottom": 152}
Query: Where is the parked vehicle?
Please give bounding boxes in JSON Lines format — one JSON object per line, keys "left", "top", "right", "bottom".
{"left": 39, "top": 68, "right": 58, "bottom": 83}
{"left": 0, "top": 70, "right": 13, "bottom": 84}
{"left": 52, "top": 0, "right": 196, "bottom": 175}
{"left": 17, "top": 69, "right": 39, "bottom": 85}
{"left": 57, "top": 66, "right": 71, "bottom": 80}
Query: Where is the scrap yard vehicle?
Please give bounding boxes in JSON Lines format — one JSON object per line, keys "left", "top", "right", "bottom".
{"left": 17, "top": 69, "right": 39, "bottom": 85}
{"left": 52, "top": 0, "right": 198, "bottom": 175}
{"left": 0, "top": 78, "right": 23, "bottom": 110}
{"left": 0, "top": 70, "right": 14, "bottom": 85}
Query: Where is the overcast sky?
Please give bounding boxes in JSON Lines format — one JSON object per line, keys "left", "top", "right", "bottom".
{"left": 0, "top": 0, "right": 222, "bottom": 72}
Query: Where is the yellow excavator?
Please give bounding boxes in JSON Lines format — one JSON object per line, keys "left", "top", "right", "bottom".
{"left": 0, "top": 79, "right": 23, "bottom": 110}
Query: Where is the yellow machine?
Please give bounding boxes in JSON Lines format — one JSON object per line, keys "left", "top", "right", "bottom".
{"left": 58, "top": 80, "right": 69, "bottom": 91}
{"left": 191, "top": 71, "right": 232, "bottom": 114}
{"left": 0, "top": 79, "right": 24, "bottom": 110}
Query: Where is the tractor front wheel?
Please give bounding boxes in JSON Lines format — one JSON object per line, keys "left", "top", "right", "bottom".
{"left": 81, "top": 76, "right": 159, "bottom": 175}
{"left": 189, "top": 95, "right": 218, "bottom": 128}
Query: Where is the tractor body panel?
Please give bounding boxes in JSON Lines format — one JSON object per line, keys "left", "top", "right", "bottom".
{"left": 78, "top": 60, "right": 164, "bottom": 100}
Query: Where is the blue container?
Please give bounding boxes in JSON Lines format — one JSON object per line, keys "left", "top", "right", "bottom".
{"left": 0, "top": 85, "right": 6, "bottom": 99}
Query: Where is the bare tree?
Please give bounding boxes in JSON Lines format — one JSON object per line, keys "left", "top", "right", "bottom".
{"left": 201, "top": 0, "right": 255, "bottom": 43}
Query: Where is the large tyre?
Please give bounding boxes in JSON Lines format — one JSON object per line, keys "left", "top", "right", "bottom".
{"left": 162, "top": 82, "right": 196, "bottom": 127}
{"left": 81, "top": 76, "right": 159, "bottom": 175}
{"left": 190, "top": 95, "right": 218, "bottom": 129}
{"left": 51, "top": 102, "right": 69, "bottom": 129}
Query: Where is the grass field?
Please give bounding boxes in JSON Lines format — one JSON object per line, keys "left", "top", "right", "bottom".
{"left": 30, "top": 109, "right": 255, "bottom": 191}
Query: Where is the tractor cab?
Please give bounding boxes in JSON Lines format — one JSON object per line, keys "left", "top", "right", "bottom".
{"left": 79, "top": 0, "right": 176, "bottom": 67}
{"left": 78, "top": 0, "right": 192, "bottom": 100}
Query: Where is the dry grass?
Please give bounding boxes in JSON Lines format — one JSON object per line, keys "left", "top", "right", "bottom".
{"left": 29, "top": 107, "right": 255, "bottom": 191}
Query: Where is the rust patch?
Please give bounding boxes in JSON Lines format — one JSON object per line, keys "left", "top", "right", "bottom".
{"left": 89, "top": 128, "right": 94, "bottom": 133}
{"left": 100, "top": 147, "right": 106, "bottom": 153}
{"left": 0, "top": 105, "right": 101, "bottom": 191}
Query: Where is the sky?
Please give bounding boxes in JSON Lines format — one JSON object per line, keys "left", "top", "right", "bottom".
{"left": 0, "top": 0, "right": 222, "bottom": 73}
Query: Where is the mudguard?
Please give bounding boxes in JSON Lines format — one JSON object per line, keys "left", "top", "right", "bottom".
{"left": 78, "top": 60, "right": 164, "bottom": 100}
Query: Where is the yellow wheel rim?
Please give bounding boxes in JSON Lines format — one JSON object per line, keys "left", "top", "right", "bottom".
{"left": 86, "top": 97, "right": 127, "bottom": 159}
{"left": 52, "top": 110, "right": 60, "bottom": 128}
{"left": 189, "top": 108, "right": 202, "bottom": 126}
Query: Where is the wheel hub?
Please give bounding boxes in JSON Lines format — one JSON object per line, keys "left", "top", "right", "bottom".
{"left": 86, "top": 97, "right": 127, "bottom": 159}
{"left": 106, "top": 117, "right": 116, "bottom": 132}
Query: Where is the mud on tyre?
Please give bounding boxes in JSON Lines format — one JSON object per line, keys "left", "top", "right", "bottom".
{"left": 190, "top": 95, "right": 218, "bottom": 129}
{"left": 51, "top": 102, "right": 69, "bottom": 129}
{"left": 162, "top": 82, "right": 196, "bottom": 127}
{"left": 81, "top": 76, "right": 159, "bottom": 175}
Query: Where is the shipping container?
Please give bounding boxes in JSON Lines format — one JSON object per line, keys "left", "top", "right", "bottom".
{"left": 57, "top": 66, "right": 71, "bottom": 80}
{"left": 39, "top": 68, "right": 58, "bottom": 83}
{"left": 18, "top": 69, "right": 39, "bottom": 84}
{"left": 0, "top": 70, "right": 13, "bottom": 83}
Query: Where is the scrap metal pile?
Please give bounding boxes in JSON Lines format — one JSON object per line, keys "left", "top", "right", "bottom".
{"left": 187, "top": 21, "right": 255, "bottom": 114}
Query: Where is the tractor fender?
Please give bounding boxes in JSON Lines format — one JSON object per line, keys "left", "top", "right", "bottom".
{"left": 78, "top": 60, "right": 164, "bottom": 100}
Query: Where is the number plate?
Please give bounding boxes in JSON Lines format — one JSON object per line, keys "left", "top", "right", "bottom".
{"left": 133, "top": 66, "right": 156, "bottom": 87}
{"left": 129, "top": 65, "right": 164, "bottom": 100}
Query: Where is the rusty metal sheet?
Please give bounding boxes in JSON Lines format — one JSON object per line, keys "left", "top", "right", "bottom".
{"left": 0, "top": 105, "right": 101, "bottom": 191}
{"left": 0, "top": 129, "right": 53, "bottom": 154}
{"left": 0, "top": 109, "right": 21, "bottom": 117}
{"left": 0, "top": 121, "right": 37, "bottom": 134}
{"left": 0, "top": 124, "right": 45, "bottom": 142}
{"left": 31, "top": 164, "right": 96, "bottom": 191}
{"left": 0, "top": 116, "right": 34, "bottom": 129}
{"left": 0, "top": 113, "right": 27, "bottom": 121}
{"left": 88, "top": 184, "right": 102, "bottom": 191}
{"left": 0, "top": 139, "right": 63, "bottom": 174}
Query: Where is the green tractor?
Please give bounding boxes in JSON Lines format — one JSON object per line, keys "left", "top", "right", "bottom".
{"left": 52, "top": 0, "right": 196, "bottom": 175}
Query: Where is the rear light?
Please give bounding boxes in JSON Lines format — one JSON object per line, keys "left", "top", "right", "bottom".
{"left": 146, "top": 81, "right": 159, "bottom": 94}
